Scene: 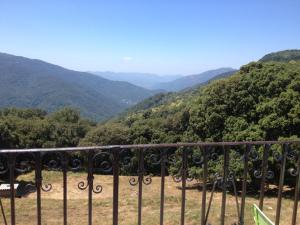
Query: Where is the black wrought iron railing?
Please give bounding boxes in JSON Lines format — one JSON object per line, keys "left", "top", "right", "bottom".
{"left": 0, "top": 141, "right": 300, "bottom": 225}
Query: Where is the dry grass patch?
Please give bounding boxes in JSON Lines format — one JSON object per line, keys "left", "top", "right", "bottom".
{"left": 0, "top": 171, "right": 299, "bottom": 225}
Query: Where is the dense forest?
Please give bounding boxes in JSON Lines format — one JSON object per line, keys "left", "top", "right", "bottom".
{"left": 81, "top": 61, "right": 300, "bottom": 145}
{"left": 0, "top": 108, "right": 94, "bottom": 149}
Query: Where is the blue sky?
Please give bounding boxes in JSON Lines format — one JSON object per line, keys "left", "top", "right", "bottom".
{"left": 0, "top": 0, "right": 299, "bottom": 75}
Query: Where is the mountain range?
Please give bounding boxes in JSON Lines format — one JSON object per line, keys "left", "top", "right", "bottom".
{"left": 91, "top": 71, "right": 182, "bottom": 90}
{"left": 0, "top": 52, "right": 237, "bottom": 121}
{"left": 153, "top": 67, "right": 236, "bottom": 91}
{"left": 92, "top": 68, "right": 236, "bottom": 92}
{"left": 0, "top": 53, "right": 157, "bottom": 121}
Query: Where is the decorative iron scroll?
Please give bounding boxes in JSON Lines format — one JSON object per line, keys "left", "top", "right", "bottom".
{"left": 248, "top": 145, "right": 275, "bottom": 180}
{"left": 285, "top": 144, "right": 300, "bottom": 177}
{"left": 77, "top": 150, "right": 113, "bottom": 194}
{"left": 128, "top": 149, "right": 153, "bottom": 186}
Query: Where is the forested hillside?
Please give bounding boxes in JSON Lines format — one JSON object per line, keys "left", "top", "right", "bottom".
{"left": 0, "top": 53, "right": 156, "bottom": 121}
{"left": 81, "top": 61, "right": 300, "bottom": 145}
{"left": 259, "top": 49, "right": 300, "bottom": 63}
{"left": 0, "top": 108, "right": 94, "bottom": 149}
{"left": 79, "top": 60, "right": 300, "bottom": 183}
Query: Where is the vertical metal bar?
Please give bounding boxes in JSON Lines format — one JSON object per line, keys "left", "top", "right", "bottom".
{"left": 160, "top": 149, "right": 167, "bottom": 225}
{"left": 8, "top": 154, "right": 16, "bottom": 225}
{"left": 87, "top": 151, "right": 94, "bottom": 225}
{"left": 292, "top": 149, "right": 300, "bottom": 225}
{"left": 180, "top": 148, "right": 187, "bottom": 225}
{"left": 275, "top": 144, "right": 287, "bottom": 225}
{"left": 35, "top": 153, "right": 42, "bottom": 225}
{"left": 113, "top": 148, "right": 120, "bottom": 225}
{"left": 259, "top": 144, "right": 270, "bottom": 210}
{"left": 201, "top": 146, "right": 208, "bottom": 225}
{"left": 0, "top": 198, "right": 7, "bottom": 225}
{"left": 232, "top": 178, "right": 241, "bottom": 223}
{"left": 221, "top": 146, "right": 229, "bottom": 225}
{"left": 239, "top": 144, "right": 251, "bottom": 225}
{"left": 137, "top": 149, "right": 144, "bottom": 225}
{"left": 62, "top": 152, "right": 68, "bottom": 225}
{"left": 205, "top": 180, "right": 217, "bottom": 224}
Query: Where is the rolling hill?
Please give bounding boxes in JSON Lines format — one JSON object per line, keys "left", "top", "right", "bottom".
{"left": 153, "top": 67, "right": 236, "bottom": 91}
{"left": 82, "top": 50, "right": 300, "bottom": 145}
{"left": 0, "top": 53, "right": 157, "bottom": 121}
{"left": 91, "top": 71, "right": 182, "bottom": 90}
{"left": 92, "top": 68, "right": 236, "bottom": 92}
{"left": 259, "top": 49, "right": 300, "bottom": 62}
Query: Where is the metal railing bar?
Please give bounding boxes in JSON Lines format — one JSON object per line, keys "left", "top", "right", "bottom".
{"left": 35, "top": 153, "right": 42, "bottom": 225}
{"left": 292, "top": 150, "right": 300, "bottom": 225}
{"left": 221, "top": 146, "right": 229, "bottom": 225}
{"left": 112, "top": 148, "right": 120, "bottom": 225}
{"left": 201, "top": 146, "right": 208, "bottom": 225}
{"left": 239, "top": 144, "right": 251, "bottom": 225}
{"left": 8, "top": 154, "right": 16, "bottom": 225}
{"left": 180, "top": 148, "right": 187, "bottom": 225}
{"left": 275, "top": 144, "right": 288, "bottom": 225}
{"left": 2, "top": 141, "right": 300, "bottom": 153}
{"left": 0, "top": 198, "right": 7, "bottom": 225}
{"left": 159, "top": 149, "right": 167, "bottom": 225}
{"left": 87, "top": 151, "right": 94, "bottom": 225}
{"left": 205, "top": 180, "right": 217, "bottom": 224}
{"left": 137, "top": 149, "right": 144, "bottom": 225}
{"left": 259, "top": 144, "right": 270, "bottom": 210}
{"left": 62, "top": 152, "right": 68, "bottom": 225}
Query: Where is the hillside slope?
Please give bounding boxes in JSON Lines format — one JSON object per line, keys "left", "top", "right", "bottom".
{"left": 122, "top": 70, "right": 237, "bottom": 115}
{"left": 259, "top": 49, "right": 300, "bottom": 62}
{"left": 81, "top": 61, "right": 300, "bottom": 145}
{"left": 0, "top": 53, "right": 156, "bottom": 121}
{"left": 91, "top": 71, "right": 182, "bottom": 90}
{"left": 153, "top": 67, "right": 236, "bottom": 91}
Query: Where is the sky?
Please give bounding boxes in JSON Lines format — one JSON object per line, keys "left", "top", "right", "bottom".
{"left": 0, "top": 0, "right": 299, "bottom": 75}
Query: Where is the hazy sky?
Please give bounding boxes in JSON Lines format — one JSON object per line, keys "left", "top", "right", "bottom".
{"left": 0, "top": 0, "right": 299, "bottom": 75}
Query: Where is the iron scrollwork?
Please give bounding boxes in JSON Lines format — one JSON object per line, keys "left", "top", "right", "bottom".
{"left": 77, "top": 150, "right": 113, "bottom": 194}
{"left": 129, "top": 149, "right": 153, "bottom": 186}
{"left": 249, "top": 145, "right": 275, "bottom": 180}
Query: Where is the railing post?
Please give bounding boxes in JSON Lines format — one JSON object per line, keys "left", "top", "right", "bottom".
{"left": 274, "top": 144, "right": 287, "bottom": 225}
{"left": 35, "top": 152, "right": 42, "bottom": 225}
{"left": 160, "top": 149, "right": 167, "bottom": 225}
{"left": 180, "top": 148, "right": 187, "bottom": 225}
{"left": 221, "top": 146, "right": 229, "bottom": 225}
{"left": 137, "top": 149, "right": 144, "bottom": 225}
{"left": 62, "top": 152, "right": 68, "bottom": 225}
{"left": 8, "top": 154, "right": 16, "bottom": 225}
{"left": 112, "top": 148, "right": 120, "bottom": 225}
{"left": 259, "top": 144, "right": 270, "bottom": 210}
{"left": 292, "top": 149, "right": 300, "bottom": 225}
{"left": 239, "top": 144, "right": 251, "bottom": 225}
{"left": 87, "top": 150, "right": 94, "bottom": 225}
{"left": 201, "top": 146, "right": 208, "bottom": 225}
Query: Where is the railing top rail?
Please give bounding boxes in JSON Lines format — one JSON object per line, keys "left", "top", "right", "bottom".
{"left": 0, "top": 140, "right": 300, "bottom": 153}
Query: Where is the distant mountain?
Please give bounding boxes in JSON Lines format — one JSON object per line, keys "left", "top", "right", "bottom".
{"left": 0, "top": 53, "right": 157, "bottom": 121}
{"left": 259, "top": 49, "right": 300, "bottom": 62}
{"left": 123, "top": 70, "right": 238, "bottom": 115}
{"left": 153, "top": 68, "right": 236, "bottom": 91}
{"left": 91, "top": 71, "right": 182, "bottom": 90}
